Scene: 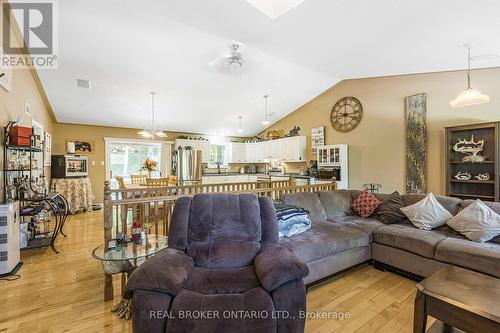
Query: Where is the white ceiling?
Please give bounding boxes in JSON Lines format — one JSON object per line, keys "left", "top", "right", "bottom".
{"left": 37, "top": 0, "right": 500, "bottom": 136}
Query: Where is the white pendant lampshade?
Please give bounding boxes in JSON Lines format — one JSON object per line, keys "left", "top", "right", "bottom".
{"left": 450, "top": 45, "right": 490, "bottom": 108}
{"left": 450, "top": 88, "right": 490, "bottom": 108}
{"left": 246, "top": 0, "right": 305, "bottom": 19}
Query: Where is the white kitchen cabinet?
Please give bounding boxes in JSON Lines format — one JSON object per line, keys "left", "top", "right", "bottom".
{"left": 227, "top": 143, "right": 246, "bottom": 163}
{"left": 175, "top": 139, "right": 210, "bottom": 163}
{"left": 283, "top": 136, "right": 306, "bottom": 162}
{"left": 255, "top": 141, "right": 271, "bottom": 162}
{"left": 245, "top": 142, "right": 257, "bottom": 163}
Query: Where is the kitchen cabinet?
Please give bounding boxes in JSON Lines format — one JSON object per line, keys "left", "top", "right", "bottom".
{"left": 245, "top": 142, "right": 257, "bottom": 163}
{"left": 227, "top": 143, "right": 246, "bottom": 163}
{"left": 175, "top": 139, "right": 210, "bottom": 163}
{"left": 259, "top": 136, "right": 306, "bottom": 161}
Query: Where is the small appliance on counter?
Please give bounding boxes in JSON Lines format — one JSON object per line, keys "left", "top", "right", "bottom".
{"left": 51, "top": 155, "right": 89, "bottom": 178}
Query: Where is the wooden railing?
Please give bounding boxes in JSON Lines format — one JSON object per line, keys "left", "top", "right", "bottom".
{"left": 101, "top": 179, "right": 336, "bottom": 300}
{"left": 109, "top": 178, "right": 293, "bottom": 200}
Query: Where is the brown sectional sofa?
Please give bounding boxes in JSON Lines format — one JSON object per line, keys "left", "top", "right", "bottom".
{"left": 278, "top": 190, "right": 500, "bottom": 285}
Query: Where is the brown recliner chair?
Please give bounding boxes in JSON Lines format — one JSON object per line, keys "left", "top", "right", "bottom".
{"left": 125, "top": 193, "right": 309, "bottom": 333}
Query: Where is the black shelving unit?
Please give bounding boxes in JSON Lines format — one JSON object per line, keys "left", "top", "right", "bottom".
{"left": 3, "top": 122, "right": 68, "bottom": 253}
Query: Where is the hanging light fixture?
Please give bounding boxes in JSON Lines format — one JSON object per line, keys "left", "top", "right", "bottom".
{"left": 138, "top": 92, "right": 168, "bottom": 138}
{"left": 237, "top": 116, "right": 244, "bottom": 133}
{"left": 450, "top": 45, "right": 490, "bottom": 108}
{"left": 262, "top": 95, "right": 271, "bottom": 125}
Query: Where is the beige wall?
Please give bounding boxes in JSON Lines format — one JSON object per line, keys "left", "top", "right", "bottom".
{"left": 262, "top": 68, "right": 500, "bottom": 195}
{"left": 1, "top": 1, "right": 55, "bottom": 201}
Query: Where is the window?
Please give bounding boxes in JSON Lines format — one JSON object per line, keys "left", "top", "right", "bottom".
{"left": 109, "top": 142, "right": 162, "bottom": 178}
{"left": 208, "top": 144, "right": 226, "bottom": 168}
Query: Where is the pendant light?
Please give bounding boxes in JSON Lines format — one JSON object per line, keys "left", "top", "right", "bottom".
{"left": 237, "top": 116, "right": 244, "bottom": 133}
{"left": 262, "top": 95, "right": 271, "bottom": 125}
{"left": 450, "top": 45, "right": 490, "bottom": 108}
{"left": 138, "top": 92, "right": 167, "bottom": 138}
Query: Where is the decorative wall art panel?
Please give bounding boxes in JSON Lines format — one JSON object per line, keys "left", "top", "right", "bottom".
{"left": 405, "top": 93, "right": 427, "bottom": 194}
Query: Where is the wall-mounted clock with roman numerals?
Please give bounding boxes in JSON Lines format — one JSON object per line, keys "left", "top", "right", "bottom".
{"left": 330, "top": 97, "right": 363, "bottom": 132}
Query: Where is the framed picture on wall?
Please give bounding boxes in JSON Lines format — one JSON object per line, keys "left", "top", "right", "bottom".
{"left": 45, "top": 132, "right": 52, "bottom": 166}
{"left": 66, "top": 139, "right": 96, "bottom": 154}
{"left": 311, "top": 126, "right": 325, "bottom": 155}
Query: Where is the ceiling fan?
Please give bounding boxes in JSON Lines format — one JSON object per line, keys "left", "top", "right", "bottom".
{"left": 208, "top": 41, "right": 244, "bottom": 73}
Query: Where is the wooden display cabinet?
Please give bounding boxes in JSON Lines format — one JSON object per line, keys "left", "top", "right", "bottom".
{"left": 445, "top": 122, "right": 499, "bottom": 202}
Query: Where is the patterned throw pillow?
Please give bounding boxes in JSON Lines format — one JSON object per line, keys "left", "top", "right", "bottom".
{"left": 351, "top": 189, "right": 382, "bottom": 218}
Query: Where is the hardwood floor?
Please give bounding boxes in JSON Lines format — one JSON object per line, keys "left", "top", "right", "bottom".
{"left": 0, "top": 210, "right": 431, "bottom": 333}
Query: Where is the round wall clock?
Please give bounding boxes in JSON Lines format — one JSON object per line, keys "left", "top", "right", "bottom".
{"left": 330, "top": 97, "right": 363, "bottom": 132}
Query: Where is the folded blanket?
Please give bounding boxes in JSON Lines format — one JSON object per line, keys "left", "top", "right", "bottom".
{"left": 274, "top": 202, "right": 309, "bottom": 221}
{"left": 278, "top": 215, "right": 311, "bottom": 238}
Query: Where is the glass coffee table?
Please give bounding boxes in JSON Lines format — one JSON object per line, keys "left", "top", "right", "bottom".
{"left": 92, "top": 234, "right": 168, "bottom": 300}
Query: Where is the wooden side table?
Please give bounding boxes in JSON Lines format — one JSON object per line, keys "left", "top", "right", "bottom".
{"left": 414, "top": 266, "right": 500, "bottom": 333}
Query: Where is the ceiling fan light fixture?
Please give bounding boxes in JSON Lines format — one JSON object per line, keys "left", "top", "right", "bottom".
{"left": 450, "top": 44, "right": 490, "bottom": 108}
{"left": 246, "top": 0, "right": 305, "bottom": 19}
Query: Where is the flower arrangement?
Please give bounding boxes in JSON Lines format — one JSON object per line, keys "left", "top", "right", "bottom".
{"left": 142, "top": 158, "right": 158, "bottom": 172}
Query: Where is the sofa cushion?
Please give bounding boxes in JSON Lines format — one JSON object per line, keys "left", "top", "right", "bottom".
{"left": 402, "top": 193, "right": 462, "bottom": 215}
{"left": 183, "top": 266, "right": 260, "bottom": 295}
{"left": 331, "top": 216, "right": 384, "bottom": 240}
{"left": 373, "top": 223, "right": 447, "bottom": 258}
{"left": 167, "top": 287, "right": 276, "bottom": 331}
{"left": 435, "top": 238, "right": 500, "bottom": 278}
{"left": 447, "top": 199, "right": 500, "bottom": 243}
{"left": 400, "top": 193, "right": 453, "bottom": 230}
{"left": 278, "top": 221, "right": 369, "bottom": 263}
{"left": 351, "top": 189, "right": 382, "bottom": 218}
{"left": 375, "top": 191, "right": 407, "bottom": 224}
{"left": 186, "top": 194, "right": 262, "bottom": 268}
{"left": 461, "top": 199, "right": 500, "bottom": 217}
{"left": 281, "top": 192, "right": 327, "bottom": 222}
{"left": 317, "top": 190, "right": 353, "bottom": 219}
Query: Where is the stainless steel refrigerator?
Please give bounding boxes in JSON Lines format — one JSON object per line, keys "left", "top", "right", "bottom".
{"left": 175, "top": 149, "right": 202, "bottom": 185}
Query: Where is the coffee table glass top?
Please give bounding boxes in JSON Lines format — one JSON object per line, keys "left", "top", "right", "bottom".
{"left": 92, "top": 234, "right": 168, "bottom": 262}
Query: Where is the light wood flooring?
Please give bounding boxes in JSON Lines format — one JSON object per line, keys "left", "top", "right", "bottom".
{"left": 0, "top": 210, "right": 432, "bottom": 333}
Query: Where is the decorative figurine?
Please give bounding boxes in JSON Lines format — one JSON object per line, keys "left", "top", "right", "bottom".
{"left": 475, "top": 173, "right": 491, "bottom": 181}
{"left": 454, "top": 171, "right": 472, "bottom": 180}
{"left": 453, "top": 135, "right": 487, "bottom": 162}
{"left": 288, "top": 126, "right": 301, "bottom": 137}
{"left": 131, "top": 220, "right": 143, "bottom": 243}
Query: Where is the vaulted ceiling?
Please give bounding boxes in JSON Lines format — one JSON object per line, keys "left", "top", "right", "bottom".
{"left": 37, "top": 0, "right": 500, "bottom": 136}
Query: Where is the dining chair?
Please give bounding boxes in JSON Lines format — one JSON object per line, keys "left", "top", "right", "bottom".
{"left": 116, "top": 176, "right": 126, "bottom": 190}
{"left": 167, "top": 175, "right": 178, "bottom": 186}
{"left": 145, "top": 177, "right": 169, "bottom": 187}
{"left": 130, "top": 174, "right": 149, "bottom": 185}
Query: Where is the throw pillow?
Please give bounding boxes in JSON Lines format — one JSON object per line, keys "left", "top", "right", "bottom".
{"left": 447, "top": 199, "right": 500, "bottom": 243}
{"left": 351, "top": 189, "right": 382, "bottom": 218}
{"left": 400, "top": 193, "right": 453, "bottom": 230}
{"left": 375, "top": 191, "right": 407, "bottom": 224}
